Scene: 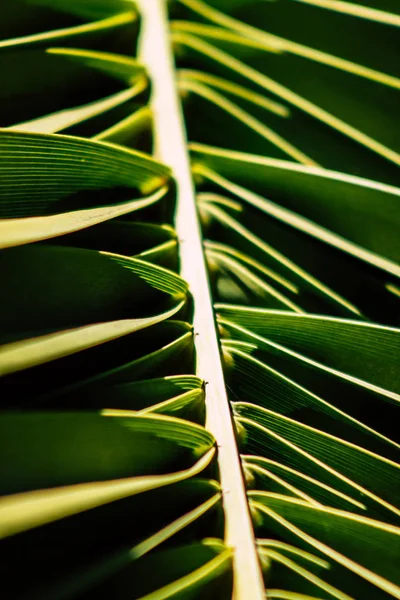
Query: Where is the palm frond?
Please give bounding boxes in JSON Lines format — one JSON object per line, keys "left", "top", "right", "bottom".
{"left": 1, "top": 0, "right": 399, "bottom": 598}
{"left": 0, "top": 2, "right": 232, "bottom": 598}
{"left": 170, "top": 0, "right": 400, "bottom": 597}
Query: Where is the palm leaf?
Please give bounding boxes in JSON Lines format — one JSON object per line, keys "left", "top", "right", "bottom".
{"left": 1, "top": 0, "right": 399, "bottom": 598}
{"left": 0, "top": 3, "right": 229, "bottom": 598}
{"left": 0, "top": 0, "right": 139, "bottom": 53}
{"left": 167, "top": 0, "right": 400, "bottom": 597}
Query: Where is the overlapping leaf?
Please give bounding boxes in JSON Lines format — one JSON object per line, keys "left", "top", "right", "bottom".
{"left": 0, "top": 3, "right": 232, "bottom": 598}
{"left": 171, "top": 0, "right": 400, "bottom": 597}
{"left": 172, "top": 0, "right": 400, "bottom": 185}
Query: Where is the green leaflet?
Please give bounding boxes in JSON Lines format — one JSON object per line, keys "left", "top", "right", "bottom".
{"left": 252, "top": 494, "right": 400, "bottom": 598}
{"left": 8, "top": 0, "right": 137, "bottom": 22}
{"left": 199, "top": 195, "right": 362, "bottom": 318}
{"left": 175, "top": 0, "right": 400, "bottom": 106}
{"left": 219, "top": 311, "right": 400, "bottom": 441}
{"left": 171, "top": 2, "right": 400, "bottom": 184}
{"left": 0, "top": 411, "right": 220, "bottom": 598}
{"left": 46, "top": 221, "right": 178, "bottom": 266}
{"left": 217, "top": 309, "right": 400, "bottom": 396}
{"left": 0, "top": 1, "right": 139, "bottom": 53}
{"left": 0, "top": 188, "right": 169, "bottom": 249}
{"left": 0, "top": 410, "right": 214, "bottom": 494}
{"left": 258, "top": 545, "right": 353, "bottom": 600}
{"left": 179, "top": 75, "right": 314, "bottom": 164}
{"left": 235, "top": 402, "right": 400, "bottom": 521}
{"left": 0, "top": 312, "right": 189, "bottom": 378}
{"left": 219, "top": 318, "right": 400, "bottom": 451}
{"left": 0, "top": 320, "right": 195, "bottom": 403}
{"left": 0, "top": 451, "right": 217, "bottom": 538}
{"left": 205, "top": 240, "right": 302, "bottom": 312}
{"left": 34, "top": 519, "right": 228, "bottom": 600}
{"left": 35, "top": 375, "right": 205, "bottom": 419}
{"left": 1, "top": 47, "right": 146, "bottom": 127}
{"left": 172, "top": 26, "right": 400, "bottom": 185}
{"left": 191, "top": 147, "right": 400, "bottom": 271}
{"left": 10, "top": 69, "right": 147, "bottom": 137}
{"left": 0, "top": 130, "right": 170, "bottom": 217}
{"left": 224, "top": 345, "right": 399, "bottom": 457}
{"left": 143, "top": 387, "right": 206, "bottom": 424}
{"left": 244, "top": 456, "right": 365, "bottom": 512}
{"left": 27, "top": 511, "right": 226, "bottom": 600}
{"left": 0, "top": 245, "right": 187, "bottom": 341}
{"left": 94, "top": 104, "right": 153, "bottom": 148}
{"left": 0, "top": 453, "right": 223, "bottom": 597}
{"left": 129, "top": 542, "right": 233, "bottom": 600}
{"left": 178, "top": 69, "right": 289, "bottom": 117}
{"left": 191, "top": 0, "right": 400, "bottom": 75}
{"left": 192, "top": 149, "right": 400, "bottom": 323}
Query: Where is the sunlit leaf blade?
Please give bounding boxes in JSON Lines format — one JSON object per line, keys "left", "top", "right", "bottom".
{"left": 217, "top": 308, "right": 400, "bottom": 396}
{"left": 95, "top": 105, "right": 153, "bottom": 150}
{"left": 172, "top": 25, "right": 400, "bottom": 184}
{"left": 0, "top": 187, "right": 169, "bottom": 249}
{"left": 0, "top": 311, "right": 189, "bottom": 378}
{"left": 1, "top": 47, "right": 146, "bottom": 126}
{"left": 244, "top": 455, "right": 366, "bottom": 512}
{"left": 192, "top": 0, "right": 400, "bottom": 73}
{"left": 0, "top": 1, "right": 139, "bottom": 54}
{"left": 33, "top": 375, "right": 204, "bottom": 415}
{"left": 179, "top": 75, "right": 315, "bottom": 164}
{"left": 10, "top": 69, "right": 147, "bottom": 141}
{"left": 252, "top": 494, "right": 400, "bottom": 598}
{"left": 191, "top": 146, "right": 400, "bottom": 271}
{"left": 224, "top": 344, "right": 399, "bottom": 458}
{"left": 0, "top": 410, "right": 215, "bottom": 496}
{"left": 0, "top": 321, "right": 195, "bottom": 406}
{"left": 199, "top": 194, "right": 363, "bottom": 318}
{"left": 0, "top": 450, "right": 216, "bottom": 538}
{"left": 236, "top": 402, "right": 400, "bottom": 521}
{"left": 0, "top": 245, "right": 187, "bottom": 341}
{"left": 258, "top": 545, "right": 354, "bottom": 600}
{"left": 0, "top": 130, "right": 171, "bottom": 218}
{"left": 0, "top": 439, "right": 224, "bottom": 597}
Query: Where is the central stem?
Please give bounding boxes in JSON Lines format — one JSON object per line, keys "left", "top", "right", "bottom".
{"left": 138, "top": 1, "right": 265, "bottom": 598}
